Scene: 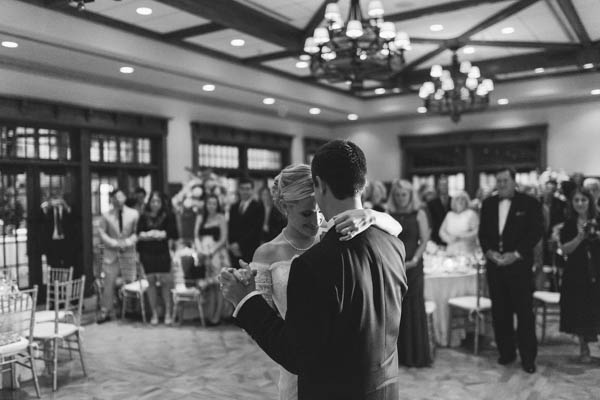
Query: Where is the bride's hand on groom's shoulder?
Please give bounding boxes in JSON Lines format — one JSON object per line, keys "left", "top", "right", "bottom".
{"left": 334, "top": 209, "right": 374, "bottom": 241}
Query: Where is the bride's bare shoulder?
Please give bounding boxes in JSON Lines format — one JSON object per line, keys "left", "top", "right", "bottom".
{"left": 253, "top": 235, "right": 288, "bottom": 264}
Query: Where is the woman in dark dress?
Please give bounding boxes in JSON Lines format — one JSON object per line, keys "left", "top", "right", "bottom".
{"left": 137, "top": 191, "right": 179, "bottom": 325}
{"left": 387, "top": 179, "right": 432, "bottom": 367}
{"left": 559, "top": 187, "right": 600, "bottom": 362}
{"left": 194, "top": 194, "right": 232, "bottom": 324}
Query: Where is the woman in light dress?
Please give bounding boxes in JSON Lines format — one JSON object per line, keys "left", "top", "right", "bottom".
{"left": 250, "top": 164, "right": 402, "bottom": 400}
{"left": 438, "top": 191, "right": 480, "bottom": 256}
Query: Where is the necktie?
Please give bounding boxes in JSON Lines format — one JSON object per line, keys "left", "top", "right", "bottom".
{"left": 118, "top": 209, "right": 123, "bottom": 233}
{"left": 239, "top": 201, "right": 246, "bottom": 214}
{"left": 52, "top": 207, "right": 63, "bottom": 240}
{"left": 56, "top": 206, "right": 64, "bottom": 238}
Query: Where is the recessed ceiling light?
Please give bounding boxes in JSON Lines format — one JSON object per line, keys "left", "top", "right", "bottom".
{"left": 202, "top": 84, "right": 215, "bottom": 92}
{"left": 1, "top": 41, "right": 18, "bottom": 48}
{"left": 501, "top": 27, "right": 515, "bottom": 34}
{"left": 591, "top": 89, "right": 600, "bottom": 95}
{"left": 392, "top": 88, "right": 401, "bottom": 93}
{"left": 534, "top": 67, "right": 544, "bottom": 73}
{"left": 299, "top": 54, "right": 311, "bottom": 61}
{"left": 347, "top": 113, "right": 358, "bottom": 121}
{"left": 230, "top": 39, "right": 245, "bottom": 47}
{"left": 463, "top": 46, "right": 475, "bottom": 54}
{"left": 497, "top": 98, "right": 509, "bottom": 105}
{"left": 417, "top": 106, "right": 427, "bottom": 114}
{"left": 374, "top": 88, "right": 386, "bottom": 95}
{"left": 583, "top": 63, "right": 594, "bottom": 69}
{"left": 295, "top": 61, "right": 309, "bottom": 69}
{"left": 309, "top": 107, "right": 321, "bottom": 115}
{"left": 119, "top": 66, "right": 134, "bottom": 74}
{"left": 430, "top": 24, "right": 444, "bottom": 32}
{"left": 136, "top": 7, "right": 153, "bottom": 16}
{"left": 263, "top": 97, "right": 275, "bottom": 105}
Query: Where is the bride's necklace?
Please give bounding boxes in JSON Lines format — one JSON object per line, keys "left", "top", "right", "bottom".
{"left": 282, "top": 229, "right": 313, "bottom": 251}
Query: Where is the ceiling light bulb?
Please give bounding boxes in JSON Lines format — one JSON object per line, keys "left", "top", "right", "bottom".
{"left": 501, "top": 27, "right": 515, "bottom": 34}
{"left": 368, "top": 0, "right": 385, "bottom": 18}
{"left": 374, "top": 88, "right": 386, "bottom": 95}
{"left": 347, "top": 113, "right": 359, "bottom": 121}
{"left": 313, "top": 27, "right": 330, "bottom": 44}
{"left": 136, "top": 7, "right": 153, "bottom": 16}
{"left": 304, "top": 37, "right": 319, "bottom": 54}
{"left": 497, "top": 98, "right": 509, "bottom": 105}
{"left": 230, "top": 39, "right": 245, "bottom": 47}
{"left": 119, "top": 66, "right": 134, "bottom": 74}
{"left": 460, "top": 61, "right": 472, "bottom": 74}
{"left": 1, "top": 41, "right": 18, "bottom": 48}
{"left": 583, "top": 63, "right": 594, "bottom": 69}
{"left": 463, "top": 46, "right": 475, "bottom": 54}
{"left": 325, "top": 3, "right": 341, "bottom": 21}
{"left": 394, "top": 31, "right": 410, "bottom": 50}
{"left": 430, "top": 24, "right": 444, "bottom": 32}
{"left": 591, "top": 89, "right": 600, "bottom": 95}
{"left": 346, "top": 20, "right": 364, "bottom": 39}
{"left": 202, "top": 84, "right": 215, "bottom": 92}
{"left": 430, "top": 65, "right": 443, "bottom": 78}
{"left": 263, "top": 97, "right": 275, "bottom": 105}
{"left": 359, "top": 52, "right": 368, "bottom": 61}
{"left": 534, "top": 67, "right": 544, "bottom": 73}
{"left": 379, "top": 22, "right": 396, "bottom": 40}
{"left": 295, "top": 61, "right": 309, "bottom": 69}
{"left": 417, "top": 106, "right": 427, "bottom": 114}
{"left": 299, "top": 54, "right": 311, "bottom": 61}
{"left": 309, "top": 107, "right": 321, "bottom": 115}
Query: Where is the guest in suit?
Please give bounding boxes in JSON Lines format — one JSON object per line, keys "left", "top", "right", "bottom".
{"left": 97, "top": 188, "right": 139, "bottom": 323}
{"left": 259, "top": 186, "right": 286, "bottom": 243}
{"left": 478, "top": 168, "right": 543, "bottom": 373}
{"left": 39, "top": 191, "right": 77, "bottom": 269}
{"left": 221, "top": 140, "right": 407, "bottom": 400}
{"left": 228, "top": 176, "right": 264, "bottom": 265}
{"left": 427, "top": 175, "right": 452, "bottom": 245}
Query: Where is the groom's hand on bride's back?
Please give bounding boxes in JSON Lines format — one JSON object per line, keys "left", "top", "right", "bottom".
{"left": 219, "top": 262, "right": 257, "bottom": 306}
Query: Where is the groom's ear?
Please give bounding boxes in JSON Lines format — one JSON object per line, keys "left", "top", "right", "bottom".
{"left": 314, "top": 176, "right": 326, "bottom": 196}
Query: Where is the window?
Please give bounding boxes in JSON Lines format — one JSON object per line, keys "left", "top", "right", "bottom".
{"left": 247, "top": 148, "right": 282, "bottom": 171}
{"left": 137, "top": 138, "right": 151, "bottom": 164}
{"left": 120, "top": 138, "right": 134, "bottom": 163}
{"left": 198, "top": 144, "right": 239, "bottom": 169}
{"left": 0, "top": 125, "right": 71, "bottom": 160}
{"left": 90, "top": 134, "right": 153, "bottom": 164}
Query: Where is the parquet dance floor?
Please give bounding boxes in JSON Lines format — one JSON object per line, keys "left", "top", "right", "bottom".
{"left": 2, "top": 319, "right": 599, "bottom": 399}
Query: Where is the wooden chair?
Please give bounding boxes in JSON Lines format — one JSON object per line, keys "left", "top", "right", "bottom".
{"left": 35, "top": 266, "right": 74, "bottom": 324}
{"left": 171, "top": 254, "right": 205, "bottom": 326}
{"left": 33, "top": 277, "right": 86, "bottom": 391}
{"left": 0, "top": 286, "right": 41, "bottom": 398}
{"left": 447, "top": 262, "right": 492, "bottom": 355}
{"left": 533, "top": 289, "right": 560, "bottom": 344}
{"left": 119, "top": 261, "right": 149, "bottom": 324}
{"left": 425, "top": 300, "right": 437, "bottom": 361}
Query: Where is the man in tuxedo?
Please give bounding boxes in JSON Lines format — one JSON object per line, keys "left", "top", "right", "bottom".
{"left": 427, "top": 175, "right": 452, "bottom": 245}
{"left": 40, "top": 191, "right": 77, "bottom": 270}
{"left": 97, "top": 188, "right": 139, "bottom": 322}
{"left": 221, "top": 140, "right": 407, "bottom": 400}
{"left": 228, "top": 176, "right": 264, "bottom": 266}
{"left": 478, "top": 168, "right": 543, "bottom": 373}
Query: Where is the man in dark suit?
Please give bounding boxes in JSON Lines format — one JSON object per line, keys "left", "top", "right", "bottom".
{"left": 427, "top": 175, "right": 452, "bottom": 245}
{"left": 228, "top": 176, "right": 264, "bottom": 265}
{"left": 478, "top": 168, "right": 543, "bottom": 373}
{"left": 220, "top": 140, "right": 407, "bottom": 400}
{"left": 40, "top": 191, "right": 77, "bottom": 269}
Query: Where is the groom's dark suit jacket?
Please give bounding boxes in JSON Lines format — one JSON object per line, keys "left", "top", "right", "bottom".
{"left": 236, "top": 226, "right": 407, "bottom": 400}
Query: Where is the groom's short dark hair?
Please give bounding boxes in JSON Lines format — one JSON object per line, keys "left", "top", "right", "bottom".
{"left": 311, "top": 139, "right": 366, "bottom": 200}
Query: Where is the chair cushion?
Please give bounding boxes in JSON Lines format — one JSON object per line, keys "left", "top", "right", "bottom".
{"left": 172, "top": 286, "right": 199, "bottom": 296}
{"left": 0, "top": 336, "right": 29, "bottom": 355}
{"left": 533, "top": 291, "right": 560, "bottom": 304}
{"left": 448, "top": 296, "right": 492, "bottom": 311}
{"left": 33, "top": 322, "right": 79, "bottom": 339}
{"left": 122, "top": 279, "right": 149, "bottom": 293}
{"left": 34, "top": 310, "right": 70, "bottom": 323}
{"left": 425, "top": 300, "right": 436, "bottom": 315}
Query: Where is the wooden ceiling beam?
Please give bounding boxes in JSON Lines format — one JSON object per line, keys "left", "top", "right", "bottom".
{"left": 155, "top": 0, "right": 304, "bottom": 50}
{"left": 244, "top": 50, "right": 298, "bottom": 64}
{"left": 386, "top": 0, "right": 514, "bottom": 22}
{"left": 163, "top": 22, "right": 225, "bottom": 40}
{"left": 466, "top": 40, "right": 581, "bottom": 50}
{"left": 555, "top": 0, "right": 591, "bottom": 46}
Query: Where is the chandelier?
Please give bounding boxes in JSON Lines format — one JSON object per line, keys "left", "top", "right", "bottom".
{"left": 418, "top": 51, "right": 494, "bottom": 122}
{"left": 303, "top": 0, "right": 410, "bottom": 91}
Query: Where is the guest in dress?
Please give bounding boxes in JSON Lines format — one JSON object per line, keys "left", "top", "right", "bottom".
{"left": 559, "top": 187, "right": 600, "bottom": 362}
{"left": 387, "top": 179, "right": 432, "bottom": 367}
{"left": 137, "top": 191, "right": 179, "bottom": 325}
{"left": 363, "top": 180, "right": 388, "bottom": 212}
{"left": 439, "top": 191, "right": 480, "bottom": 256}
{"left": 259, "top": 186, "right": 286, "bottom": 243}
{"left": 194, "top": 194, "right": 233, "bottom": 324}
{"left": 427, "top": 175, "right": 452, "bottom": 245}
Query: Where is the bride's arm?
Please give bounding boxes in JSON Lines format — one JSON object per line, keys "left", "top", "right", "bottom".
{"left": 334, "top": 208, "right": 402, "bottom": 240}
{"left": 251, "top": 244, "right": 276, "bottom": 309}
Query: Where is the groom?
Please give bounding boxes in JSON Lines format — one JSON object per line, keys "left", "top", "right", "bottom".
{"left": 220, "top": 140, "right": 407, "bottom": 400}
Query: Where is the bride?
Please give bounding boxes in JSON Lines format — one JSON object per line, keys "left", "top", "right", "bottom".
{"left": 248, "top": 164, "right": 402, "bottom": 400}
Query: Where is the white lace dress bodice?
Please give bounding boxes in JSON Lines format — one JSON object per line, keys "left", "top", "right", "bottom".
{"left": 440, "top": 209, "right": 480, "bottom": 255}
{"left": 253, "top": 257, "right": 299, "bottom": 400}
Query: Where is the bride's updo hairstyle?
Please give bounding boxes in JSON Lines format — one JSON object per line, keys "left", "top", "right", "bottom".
{"left": 271, "top": 164, "right": 314, "bottom": 215}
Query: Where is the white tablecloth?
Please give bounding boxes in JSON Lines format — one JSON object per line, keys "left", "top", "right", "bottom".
{"left": 424, "top": 271, "right": 477, "bottom": 347}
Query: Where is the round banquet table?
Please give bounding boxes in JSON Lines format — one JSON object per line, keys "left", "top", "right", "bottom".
{"left": 424, "top": 270, "right": 477, "bottom": 347}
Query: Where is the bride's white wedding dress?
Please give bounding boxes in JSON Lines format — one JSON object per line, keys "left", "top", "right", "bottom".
{"left": 254, "top": 256, "right": 299, "bottom": 400}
